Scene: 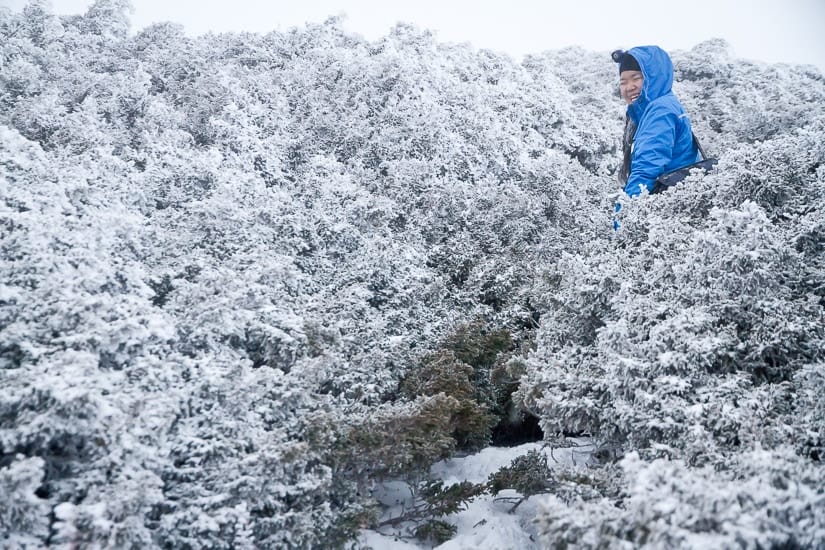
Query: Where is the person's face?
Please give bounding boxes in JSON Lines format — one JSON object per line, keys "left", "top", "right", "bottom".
{"left": 620, "top": 70, "right": 644, "bottom": 105}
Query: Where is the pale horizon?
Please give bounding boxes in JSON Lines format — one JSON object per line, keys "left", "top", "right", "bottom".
{"left": 3, "top": 0, "right": 824, "bottom": 71}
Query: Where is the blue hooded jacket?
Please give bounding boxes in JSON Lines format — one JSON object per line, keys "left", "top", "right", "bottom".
{"left": 621, "top": 46, "right": 699, "bottom": 196}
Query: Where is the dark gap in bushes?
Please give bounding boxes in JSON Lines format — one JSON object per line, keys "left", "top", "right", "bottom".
{"left": 491, "top": 412, "right": 543, "bottom": 447}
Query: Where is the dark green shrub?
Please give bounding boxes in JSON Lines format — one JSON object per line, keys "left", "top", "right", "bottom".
{"left": 414, "top": 520, "right": 457, "bottom": 545}
{"left": 401, "top": 351, "right": 497, "bottom": 452}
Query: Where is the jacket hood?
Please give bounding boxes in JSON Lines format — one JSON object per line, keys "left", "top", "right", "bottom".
{"left": 624, "top": 45, "right": 674, "bottom": 117}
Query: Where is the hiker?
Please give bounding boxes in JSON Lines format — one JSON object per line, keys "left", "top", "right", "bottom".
{"left": 614, "top": 45, "right": 700, "bottom": 199}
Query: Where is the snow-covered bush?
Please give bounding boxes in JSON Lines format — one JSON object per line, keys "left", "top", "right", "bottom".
{"left": 2, "top": 0, "right": 823, "bottom": 547}
{"left": 519, "top": 42, "right": 825, "bottom": 548}
{"left": 0, "top": 456, "right": 50, "bottom": 548}
{"left": 488, "top": 449, "right": 554, "bottom": 511}
{"left": 538, "top": 448, "right": 825, "bottom": 549}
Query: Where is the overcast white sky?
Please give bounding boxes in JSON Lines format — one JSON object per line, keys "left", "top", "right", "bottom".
{"left": 4, "top": 0, "right": 825, "bottom": 71}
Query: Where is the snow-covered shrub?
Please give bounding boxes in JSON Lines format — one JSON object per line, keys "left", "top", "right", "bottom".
{"left": 793, "top": 363, "right": 825, "bottom": 462}
{"left": 2, "top": 1, "right": 823, "bottom": 547}
{"left": 0, "top": 456, "right": 50, "bottom": 548}
{"left": 538, "top": 448, "right": 825, "bottom": 549}
{"left": 520, "top": 144, "right": 824, "bottom": 460}
{"left": 488, "top": 449, "right": 554, "bottom": 512}
{"left": 671, "top": 37, "right": 825, "bottom": 169}
{"left": 522, "top": 41, "right": 825, "bottom": 548}
{"left": 320, "top": 324, "right": 514, "bottom": 493}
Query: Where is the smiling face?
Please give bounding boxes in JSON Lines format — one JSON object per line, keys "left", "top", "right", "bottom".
{"left": 620, "top": 70, "right": 644, "bottom": 105}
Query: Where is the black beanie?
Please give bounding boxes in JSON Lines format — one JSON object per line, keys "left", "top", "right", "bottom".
{"left": 612, "top": 49, "right": 641, "bottom": 74}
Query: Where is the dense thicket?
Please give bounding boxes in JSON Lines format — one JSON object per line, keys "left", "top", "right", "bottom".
{"left": 1, "top": 1, "right": 823, "bottom": 548}
{"left": 522, "top": 43, "right": 825, "bottom": 549}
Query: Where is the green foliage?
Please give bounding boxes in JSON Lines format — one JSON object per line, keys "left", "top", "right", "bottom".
{"left": 413, "top": 520, "right": 457, "bottom": 546}
{"left": 401, "top": 320, "right": 522, "bottom": 452}
{"left": 331, "top": 395, "right": 462, "bottom": 483}
{"left": 315, "top": 319, "right": 524, "bottom": 545}
{"left": 401, "top": 351, "right": 496, "bottom": 452}
{"left": 488, "top": 449, "right": 553, "bottom": 498}
{"left": 320, "top": 505, "right": 380, "bottom": 550}
{"left": 442, "top": 319, "right": 513, "bottom": 373}
{"left": 418, "top": 480, "right": 487, "bottom": 518}
{"left": 370, "top": 478, "right": 486, "bottom": 543}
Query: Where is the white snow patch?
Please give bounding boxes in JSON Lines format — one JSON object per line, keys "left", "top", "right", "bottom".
{"left": 360, "top": 529, "right": 424, "bottom": 550}
{"left": 359, "top": 439, "right": 594, "bottom": 549}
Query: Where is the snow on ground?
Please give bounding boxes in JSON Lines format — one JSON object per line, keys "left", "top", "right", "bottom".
{"left": 359, "top": 439, "right": 594, "bottom": 549}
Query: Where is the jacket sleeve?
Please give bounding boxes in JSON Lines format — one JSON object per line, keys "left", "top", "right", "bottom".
{"left": 624, "top": 102, "right": 678, "bottom": 197}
